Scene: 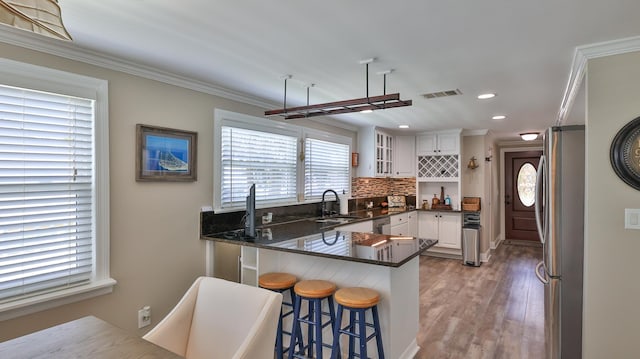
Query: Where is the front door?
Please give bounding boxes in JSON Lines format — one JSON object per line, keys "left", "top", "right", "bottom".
{"left": 505, "top": 151, "right": 542, "bottom": 241}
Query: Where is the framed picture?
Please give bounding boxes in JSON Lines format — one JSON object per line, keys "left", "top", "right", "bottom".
{"left": 136, "top": 124, "right": 197, "bottom": 182}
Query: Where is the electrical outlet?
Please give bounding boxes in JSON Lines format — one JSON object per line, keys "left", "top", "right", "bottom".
{"left": 138, "top": 306, "right": 151, "bottom": 328}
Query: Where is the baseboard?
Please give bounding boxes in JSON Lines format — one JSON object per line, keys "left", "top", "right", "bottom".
{"left": 491, "top": 235, "right": 504, "bottom": 250}
{"left": 423, "top": 246, "right": 462, "bottom": 260}
{"left": 480, "top": 248, "right": 491, "bottom": 263}
{"left": 399, "top": 338, "right": 420, "bottom": 359}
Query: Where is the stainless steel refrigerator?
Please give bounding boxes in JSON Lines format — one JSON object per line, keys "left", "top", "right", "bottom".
{"left": 534, "top": 125, "right": 585, "bottom": 359}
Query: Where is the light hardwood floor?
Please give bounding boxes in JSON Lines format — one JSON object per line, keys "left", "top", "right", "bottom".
{"left": 416, "top": 244, "right": 544, "bottom": 359}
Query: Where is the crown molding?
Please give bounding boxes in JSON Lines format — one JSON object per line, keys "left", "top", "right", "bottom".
{"left": 558, "top": 35, "right": 640, "bottom": 125}
{"left": 0, "top": 26, "right": 277, "bottom": 110}
{"left": 462, "top": 129, "right": 489, "bottom": 136}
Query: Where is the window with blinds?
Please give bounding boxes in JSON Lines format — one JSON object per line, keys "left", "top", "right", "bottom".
{"left": 221, "top": 126, "right": 298, "bottom": 208}
{"left": 304, "top": 138, "right": 350, "bottom": 199}
{"left": 0, "top": 84, "right": 95, "bottom": 302}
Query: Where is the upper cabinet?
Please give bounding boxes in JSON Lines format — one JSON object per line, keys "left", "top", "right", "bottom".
{"left": 416, "top": 130, "right": 462, "bottom": 181}
{"left": 393, "top": 135, "right": 415, "bottom": 177}
{"left": 358, "top": 127, "right": 395, "bottom": 177}
{"left": 416, "top": 131, "right": 460, "bottom": 155}
{"left": 359, "top": 127, "right": 415, "bottom": 177}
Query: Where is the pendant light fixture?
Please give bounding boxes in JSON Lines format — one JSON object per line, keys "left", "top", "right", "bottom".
{"left": 0, "top": 0, "right": 72, "bottom": 40}
{"left": 264, "top": 58, "right": 412, "bottom": 120}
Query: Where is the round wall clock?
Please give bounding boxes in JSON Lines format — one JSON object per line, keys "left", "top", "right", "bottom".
{"left": 610, "top": 116, "right": 640, "bottom": 191}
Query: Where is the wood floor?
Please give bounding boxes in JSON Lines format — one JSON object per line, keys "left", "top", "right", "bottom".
{"left": 416, "top": 243, "right": 544, "bottom": 359}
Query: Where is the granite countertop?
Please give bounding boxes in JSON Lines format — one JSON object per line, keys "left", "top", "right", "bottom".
{"left": 201, "top": 207, "right": 438, "bottom": 267}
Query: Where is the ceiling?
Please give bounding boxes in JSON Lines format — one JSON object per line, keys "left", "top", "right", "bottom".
{"left": 47, "top": 1, "right": 640, "bottom": 138}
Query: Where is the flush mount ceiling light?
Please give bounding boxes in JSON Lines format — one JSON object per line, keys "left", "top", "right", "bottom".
{"left": 398, "top": 125, "right": 409, "bottom": 129}
{"left": 264, "top": 58, "right": 412, "bottom": 120}
{"left": 477, "top": 93, "right": 496, "bottom": 100}
{"left": 520, "top": 132, "right": 539, "bottom": 141}
{"left": 0, "top": 0, "right": 72, "bottom": 40}
{"left": 492, "top": 115, "right": 506, "bottom": 120}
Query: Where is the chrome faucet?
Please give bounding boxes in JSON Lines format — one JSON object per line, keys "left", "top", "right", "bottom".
{"left": 321, "top": 189, "right": 340, "bottom": 218}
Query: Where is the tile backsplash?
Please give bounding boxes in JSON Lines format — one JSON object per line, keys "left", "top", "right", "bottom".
{"left": 351, "top": 177, "right": 416, "bottom": 198}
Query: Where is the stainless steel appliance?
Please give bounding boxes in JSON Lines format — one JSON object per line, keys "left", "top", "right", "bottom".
{"left": 534, "top": 125, "right": 585, "bottom": 359}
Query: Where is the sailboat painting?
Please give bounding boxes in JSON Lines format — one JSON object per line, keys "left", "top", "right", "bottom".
{"left": 136, "top": 124, "right": 197, "bottom": 182}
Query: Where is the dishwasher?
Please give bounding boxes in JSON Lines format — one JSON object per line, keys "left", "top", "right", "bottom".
{"left": 372, "top": 216, "right": 391, "bottom": 234}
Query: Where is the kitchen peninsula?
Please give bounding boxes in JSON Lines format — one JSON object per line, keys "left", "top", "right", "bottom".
{"left": 201, "top": 209, "right": 436, "bottom": 359}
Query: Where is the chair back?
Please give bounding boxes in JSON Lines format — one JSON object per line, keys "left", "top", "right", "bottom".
{"left": 144, "top": 276, "right": 282, "bottom": 359}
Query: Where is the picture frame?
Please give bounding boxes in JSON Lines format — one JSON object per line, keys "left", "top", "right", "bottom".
{"left": 610, "top": 116, "right": 640, "bottom": 191}
{"left": 136, "top": 124, "right": 197, "bottom": 182}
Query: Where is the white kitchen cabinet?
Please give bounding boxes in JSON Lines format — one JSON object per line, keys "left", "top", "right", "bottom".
{"left": 416, "top": 131, "right": 460, "bottom": 155}
{"left": 407, "top": 211, "right": 418, "bottom": 238}
{"left": 418, "top": 211, "right": 461, "bottom": 249}
{"left": 357, "top": 126, "right": 394, "bottom": 177}
{"left": 390, "top": 212, "right": 409, "bottom": 236}
{"left": 393, "top": 135, "right": 415, "bottom": 177}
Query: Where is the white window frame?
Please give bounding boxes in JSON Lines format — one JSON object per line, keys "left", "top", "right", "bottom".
{"left": 0, "top": 58, "right": 115, "bottom": 321}
{"left": 213, "top": 109, "right": 352, "bottom": 211}
{"left": 302, "top": 128, "right": 352, "bottom": 200}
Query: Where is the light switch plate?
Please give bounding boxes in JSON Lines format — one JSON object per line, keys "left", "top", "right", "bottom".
{"left": 625, "top": 208, "right": 640, "bottom": 229}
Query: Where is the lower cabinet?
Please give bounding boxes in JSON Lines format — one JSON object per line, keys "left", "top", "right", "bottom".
{"left": 389, "top": 212, "right": 409, "bottom": 236}
{"left": 418, "top": 211, "right": 461, "bottom": 249}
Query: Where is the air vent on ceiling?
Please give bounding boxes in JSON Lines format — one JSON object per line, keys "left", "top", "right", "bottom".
{"left": 422, "top": 89, "right": 462, "bottom": 99}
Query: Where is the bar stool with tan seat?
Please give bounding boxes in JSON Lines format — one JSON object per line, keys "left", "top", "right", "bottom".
{"left": 259, "top": 272, "right": 302, "bottom": 359}
{"left": 288, "top": 279, "right": 337, "bottom": 359}
{"left": 330, "top": 287, "right": 384, "bottom": 359}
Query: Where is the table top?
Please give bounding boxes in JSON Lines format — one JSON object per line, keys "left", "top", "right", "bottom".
{"left": 0, "top": 316, "right": 181, "bottom": 359}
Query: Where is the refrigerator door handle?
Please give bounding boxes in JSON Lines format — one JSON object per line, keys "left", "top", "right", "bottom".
{"left": 535, "top": 261, "right": 549, "bottom": 284}
{"left": 535, "top": 155, "right": 546, "bottom": 244}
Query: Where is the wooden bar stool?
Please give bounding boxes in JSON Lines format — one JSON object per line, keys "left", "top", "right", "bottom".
{"left": 259, "top": 272, "right": 301, "bottom": 359}
{"left": 288, "top": 279, "right": 337, "bottom": 359}
{"left": 330, "top": 287, "right": 384, "bottom": 359}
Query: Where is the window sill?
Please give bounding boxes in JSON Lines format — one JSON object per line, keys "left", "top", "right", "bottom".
{"left": 0, "top": 278, "right": 117, "bottom": 321}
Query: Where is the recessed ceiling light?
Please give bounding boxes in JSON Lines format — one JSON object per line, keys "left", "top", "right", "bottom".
{"left": 492, "top": 115, "right": 506, "bottom": 120}
{"left": 477, "top": 93, "right": 496, "bottom": 100}
{"left": 398, "top": 125, "right": 409, "bottom": 129}
{"left": 360, "top": 109, "right": 373, "bottom": 114}
{"left": 520, "top": 132, "right": 539, "bottom": 141}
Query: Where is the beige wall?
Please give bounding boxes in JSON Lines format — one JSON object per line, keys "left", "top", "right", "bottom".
{"left": 0, "top": 41, "right": 354, "bottom": 340}
{"left": 583, "top": 51, "right": 640, "bottom": 358}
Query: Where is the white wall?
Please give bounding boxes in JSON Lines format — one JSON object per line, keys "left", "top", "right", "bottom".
{"left": 584, "top": 51, "right": 640, "bottom": 358}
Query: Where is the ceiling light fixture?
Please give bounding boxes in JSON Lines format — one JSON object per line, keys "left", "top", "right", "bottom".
{"left": 477, "top": 93, "right": 496, "bottom": 100}
{"left": 520, "top": 132, "right": 539, "bottom": 141}
{"left": 265, "top": 58, "right": 412, "bottom": 120}
{"left": 398, "top": 125, "right": 409, "bottom": 129}
{"left": 0, "top": 0, "right": 72, "bottom": 40}
{"left": 492, "top": 115, "right": 506, "bottom": 120}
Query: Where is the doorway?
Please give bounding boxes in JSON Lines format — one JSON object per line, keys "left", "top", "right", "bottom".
{"left": 504, "top": 150, "right": 542, "bottom": 244}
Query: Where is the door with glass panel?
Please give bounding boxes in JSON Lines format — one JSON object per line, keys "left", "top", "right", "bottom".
{"left": 505, "top": 151, "right": 542, "bottom": 241}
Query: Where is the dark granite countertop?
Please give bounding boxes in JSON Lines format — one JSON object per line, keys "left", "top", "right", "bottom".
{"left": 201, "top": 207, "right": 437, "bottom": 267}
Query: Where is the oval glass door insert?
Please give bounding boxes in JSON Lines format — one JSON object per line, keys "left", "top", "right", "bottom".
{"left": 517, "top": 162, "right": 536, "bottom": 207}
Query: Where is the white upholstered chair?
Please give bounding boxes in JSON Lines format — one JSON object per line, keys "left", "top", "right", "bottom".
{"left": 143, "top": 276, "right": 283, "bottom": 359}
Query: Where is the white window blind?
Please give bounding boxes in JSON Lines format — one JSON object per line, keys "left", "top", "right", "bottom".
{"left": 221, "top": 126, "right": 297, "bottom": 208}
{"left": 0, "top": 84, "right": 95, "bottom": 302}
{"left": 304, "top": 138, "right": 350, "bottom": 199}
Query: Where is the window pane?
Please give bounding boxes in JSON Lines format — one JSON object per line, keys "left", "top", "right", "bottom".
{"left": 517, "top": 162, "right": 537, "bottom": 207}
{"left": 0, "top": 84, "right": 94, "bottom": 301}
{"left": 221, "top": 126, "right": 297, "bottom": 207}
{"left": 304, "top": 138, "right": 349, "bottom": 199}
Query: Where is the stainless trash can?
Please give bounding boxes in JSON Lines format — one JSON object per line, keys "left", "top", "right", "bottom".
{"left": 462, "top": 225, "right": 481, "bottom": 267}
